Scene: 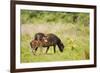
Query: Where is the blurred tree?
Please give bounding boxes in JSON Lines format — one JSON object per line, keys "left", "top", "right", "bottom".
{"left": 21, "top": 10, "right": 89, "bottom": 26}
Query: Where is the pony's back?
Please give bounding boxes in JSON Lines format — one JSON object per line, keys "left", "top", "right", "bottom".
{"left": 34, "top": 33, "right": 45, "bottom": 41}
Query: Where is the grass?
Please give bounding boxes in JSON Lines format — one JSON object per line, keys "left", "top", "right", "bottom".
{"left": 20, "top": 23, "right": 90, "bottom": 63}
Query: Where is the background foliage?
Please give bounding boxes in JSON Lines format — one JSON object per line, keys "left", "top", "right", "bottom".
{"left": 21, "top": 10, "right": 89, "bottom": 25}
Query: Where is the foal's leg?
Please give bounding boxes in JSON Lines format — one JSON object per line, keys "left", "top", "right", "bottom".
{"left": 32, "top": 47, "right": 38, "bottom": 55}
{"left": 31, "top": 49, "right": 36, "bottom": 55}
{"left": 35, "top": 47, "right": 38, "bottom": 53}
{"left": 46, "top": 46, "right": 50, "bottom": 54}
{"left": 39, "top": 46, "right": 43, "bottom": 55}
{"left": 40, "top": 47, "right": 43, "bottom": 55}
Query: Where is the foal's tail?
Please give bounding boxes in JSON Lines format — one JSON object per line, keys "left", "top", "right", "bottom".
{"left": 30, "top": 41, "right": 33, "bottom": 48}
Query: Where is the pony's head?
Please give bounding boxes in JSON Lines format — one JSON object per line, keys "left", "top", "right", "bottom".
{"left": 58, "top": 42, "right": 64, "bottom": 52}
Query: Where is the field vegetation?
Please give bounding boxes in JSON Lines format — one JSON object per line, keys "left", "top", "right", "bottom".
{"left": 20, "top": 10, "right": 90, "bottom": 63}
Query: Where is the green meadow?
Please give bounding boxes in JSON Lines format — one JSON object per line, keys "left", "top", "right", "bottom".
{"left": 20, "top": 10, "right": 90, "bottom": 63}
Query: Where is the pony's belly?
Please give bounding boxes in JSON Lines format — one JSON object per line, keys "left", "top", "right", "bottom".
{"left": 42, "top": 44, "right": 53, "bottom": 47}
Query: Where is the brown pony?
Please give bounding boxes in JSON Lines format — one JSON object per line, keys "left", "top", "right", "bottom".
{"left": 30, "top": 33, "right": 64, "bottom": 55}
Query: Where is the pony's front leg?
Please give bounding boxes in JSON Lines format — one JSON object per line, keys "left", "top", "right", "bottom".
{"left": 53, "top": 45, "right": 56, "bottom": 53}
